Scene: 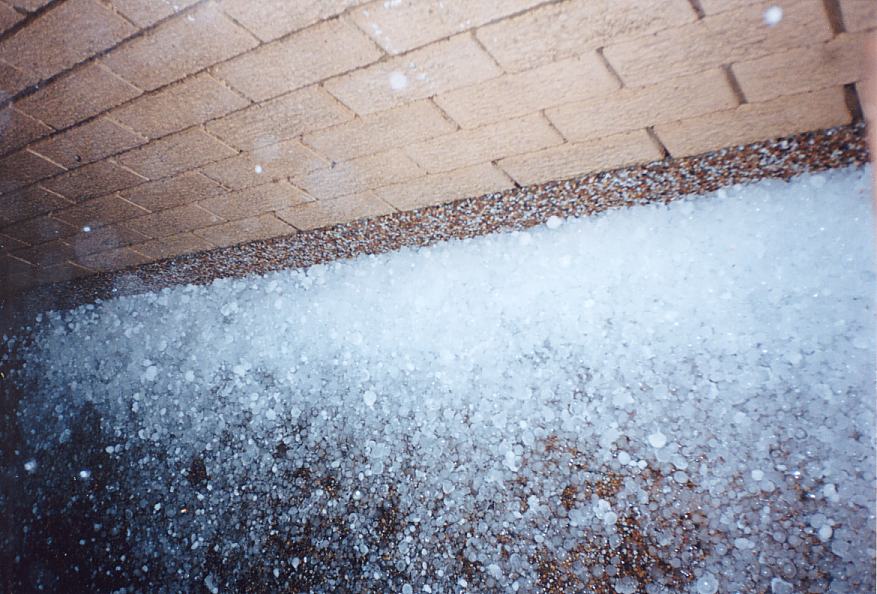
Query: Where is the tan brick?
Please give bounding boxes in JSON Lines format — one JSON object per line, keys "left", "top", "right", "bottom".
{"left": 2, "top": 213, "right": 77, "bottom": 243}
{"left": 126, "top": 203, "right": 224, "bottom": 238}
{"left": 75, "top": 246, "right": 149, "bottom": 271}
{"left": 351, "top": 0, "right": 544, "bottom": 55}
{"left": 110, "top": 0, "right": 199, "bottom": 27}
{"left": 733, "top": 34, "right": 867, "bottom": 103}
{"left": 109, "top": 73, "right": 250, "bottom": 140}
{"left": 0, "top": 0, "right": 135, "bottom": 79}
{"left": 200, "top": 139, "right": 326, "bottom": 190}
{"left": 277, "top": 191, "right": 393, "bottom": 230}
{"left": 498, "top": 130, "right": 663, "bottom": 186}
{"left": 117, "top": 128, "right": 237, "bottom": 180}
{"left": 65, "top": 224, "right": 148, "bottom": 255}
{"left": 603, "top": 0, "right": 833, "bottom": 87}
{"left": 0, "top": 254, "right": 34, "bottom": 275}
{"left": 219, "top": 0, "right": 362, "bottom": 42}
{"left": 194, "top": 213, "right": 294, "bottom": 247}
{"left": 131, "top": 232, "right": 213, "bottom": 260}
{"left": 102, "top": 3, "right": 258, "bottom": 91}
{"left": 0, "top": 149, "right": 65, "bottom": 194}
{"left": 0, "top": 106, "right": 52, "bottom": 154}
{"left": 11, "top": 239, "right": 76, "bottom": 266}
{"left": 292, "top": 149, "right": 422, "bottom": 200}
{"left": 8, "top": 0, "right": 51, "bottom": 11}
{"left": 15, "top": 62, "right": 142, "bottom": 130}
{"left": 53, "top": 193, "right": 149, "bottom": 229}
{"left": 654, "top": 87, "right": 851, "bottom": 157}
{"left": 120, "top": 171, "right": 227, "bottom": 211}
{"left": 31, "top": 117, "right": 147, "bottom": 169}
{"left": 199, "top": 180, "right": 311, "bottom": 220}
{"left": 435, "top": 54, "right": 618, "bottom": 129}
{"left": 206, "top": 86, "right": 353, "bottom": 151}
{"left": 34, "top": 261, "right": 93, "bottom": 284}
{"left": 215, "top": 18, "right": 382, "bottom": 103}
{"left": 697, "top": 0, "right": 758, "bottom": 15}
{"left": 0, "top": 2, "right": 24, "bottom": 34}
{"left": 324, "top": 34, "right": 501, "bottom": 115}
{"left": 476, "top": 0, "right": 696, "bottom": 73}
{"left": 0, "top": 185, "right": 71, "bottom": 224}
{"left": 0, "top": 58, "right": 38, "bottom": 97}
{"left": 373, "top": 163, "right": 513, "bottom": 211}
{"left": 405, "top": 113, "right": 562, "bottom": 174}
{"left": 302, "top": 100, "right": 454, "bottom": 162}
{"left": 42, "top": 159, "right": 146, "bottom": 202}
{"left": 840, "top": 0, "right": 877, "bottom": 32}
{"left": 0, "top": 233, "right": 29, "bottom": 251}
{"left": 546, "top": 69, "right": 738, "bottom": 142}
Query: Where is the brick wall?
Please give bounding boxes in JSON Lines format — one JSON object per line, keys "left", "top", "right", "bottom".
{"left": 0, "top": 0, "right": 873, "bottom": 294}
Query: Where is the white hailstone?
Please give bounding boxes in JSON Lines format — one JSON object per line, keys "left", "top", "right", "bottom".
{"left": 254, "top": 164, "right": 263, "bottom": 174}
{"left": 647, "top": 432, "right": 667, "bottom": 448}
{"left": 143, "top": 366, "right": 158, "bottom": 381}
{"left": 770, "top": 578, "right": 793, "bottom": 594}
{"left": 389, "top": 71, "right": 408, "bottom": 90}
{"left": 818, "top": 524, "right": 833, "bottom": 541}
{"left": 545, "top": 216, "right": 563, "bottom": 230}
{"left": 23, "top": 459, "right": 37, "bottom": 473}
{"left": 695, "top": 572, "right": 719, "bottom": 594}
{"left": 763, "top": 5, "right": 783, "bottom": 26}
{"left": 823, "top": 483, "right": 839, "bottom": 502}
{"left": 402, "top": 584, "right": 413, "bottom": 594}
{"left": 154, "top": 503, "right": 162, "bottom": 511}
{"left": 363, "top": 390, "right": 377, "bottom": 407}
{"left": 79, "top": 469, "right": 92, "bottom": 479}
{"left": 273, "top": 568, "right": 280, "bottom": 578}
{"left": 751, "top": 469, "right": 764, "bottom": 481}
{"left": 82, "top": 226, "right": 92, "bottom": 233}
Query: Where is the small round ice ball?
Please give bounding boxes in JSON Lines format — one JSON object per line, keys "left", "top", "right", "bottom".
{"left": 763, "top": 5, "right": 783, "bottom": 26}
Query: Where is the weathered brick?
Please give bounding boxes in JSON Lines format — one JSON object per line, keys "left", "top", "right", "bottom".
{"left": 0, "top": 254, "right": 34, "bottom": 275}
{"left": 0, "top": 233, "right": 29, "bottom": 251}
{"left": 654, "top": 87, "right": 851, "bottom": 157}
{"left": 199, "top": 180, "right": 311, "bottom": 221}
{"left": 324, "top": 34, "right": 501, "bottom": 115}
{"left": 0, "top": 2, "right": 24, "bottom": 34}
{"left": 603, "top": 0, "right": 833, "bottom": 87}
{"left": 75, "top": 246, "right": 149, "bottom": 271}
{"left": 53, "top": 193, "right": 148, "bottom": 229}
{"left": 200, "top": 139, "right": 326, "bottom": 190}
{"left": 302, "top": 100, "right": 454, "bottom": 162}
{"left": 31, "top": 117, "right": 147, "bottom": 169}
{"left": 696, "top": 0, "right": 758, "bottom": 15}
{"left": 546, "top": 69, "right": 738, "bottom": 142}
{"left": 2, "top": 270, "right": 39, "bottom": 295}
{"left": 8, "top": 0, "right": 51, "bottom": 11}
{"left": 117, "top": 128, "right": 237, "bottom": 180}
{"left": 498, "top": 130, "right": 663, "bottom": 186}
{"left": 42, "top": 159, "right": 146, "bottom": 202}
{"left": 373, "top": 163, "right": 513, "bottom": 210}
{"left": 120, "top": 171, "right": 227, "bottom": 212}
{"left": 0, "top": 106, "right": 52, "bottom": 154}
{"left": 34, "top": 261, "right": 93, "bottom": 284}
{"left": 405, "top": 113, "right": 562, "bottom": 174}
{"left": 0, "top": 185, "right": 71, "bottom": 224}
{"left": 15, "top": 62, "right": 142, "bottom": 130}
{"left": 207, "top": 86, "right": 353, "bottom": 151}
{"left": 65, "top": 224, "right": 148, "bottom": 255}
{"left": 109, "top": 73, "right": 250, "bottom": 140}
{"left": 2, "top": 213, "right": 77, "bottom": 243}
{"left": 733, "top": 34, "right": 866, "bottom": 103}
{"left": 125, "top": 203, "right": 224, "bottom": 238}
{"left": 840, "top": 0, "right": 877, "bottom": 31}
{"left": 352, "top": 0, "right": 544, "bottom": 55}
{"left": 476, "top": 0, "right": 696, "bottom": 73}
{"left": 0, "top": 58, "right": 38, "bottom": 97}
{"left": 292, "top": 149, "right": 423, "bottom": 200}
{"left": 277, "top": 191, "right": 394, "bottom": 230}
{"left": 130, "top": 231, "right": 213, "bottom": 260}
{"left": 219, "top": 0, "right": 362, "bottom": 42}
{"left": 215, "top": 18, "right": 382, "bottom": 102}
{"left": 0, "top": 0, "right": 135, "bottom": 79}
{"left": 110, "top": 0, "right": 199, "bottom": 27}
{"left": 102, "top": 3, "right": 258, "bottom": 91}
{"left": 435, "top": 54, "right": 618, "bottom": 129}
{"left": 11, "top": 239, "right": 75, "bottom": 266}
{"left": 194, "top": 213, "right": 294, "bottom": 247}
{"left": 0, "top": 149, "right": 65, "bottom": 194}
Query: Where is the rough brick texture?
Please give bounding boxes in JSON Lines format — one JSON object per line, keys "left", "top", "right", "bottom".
{"left": 117, "top": 128, "right": 237, "bottom": 180}
{"left": 109, "top": 73, "right": 250, "bottom": 140}
{"left": 0, "top": 2, "right": 24, "bottom": 35}
{"left": 126, "top": 203, "right": 224, "bottom": 238}
{"left": 3, "top": 213, "right": 77, "bottom": 244}
{"left": 0, "top": 0, "right": 135, "bottom": 79}
{"left": 302, "top": 100, "right": 455, "bottom": 162}
{"left": 292, "top": 149, "right": 423, "bottom": 200}
{"left": 198, "top": 181, "right": 311, "bottom": 221}
{"left": 324, "top": 34, "right": 501, "bottom": 115}
{"left": 373, "top": 163, "right": 514, "bottom": 211}
{"left": 0, "top": 106, "right": 52, "bottom": 155}
{"left": 110, "top": 0, "right": 200, "bottom": 28}
{"left": 200, "top": 139, "right": 326, "bottom": 190}
{"left": 277, "top": 191, "right": 394, "bottom": 230}
{"left": 194, "top": 213, "right": 294, "bottom": 247}
{"left": 53, "top": 193, "right": 148, "bottom": 229}
{"left": 0, "top": 149, "right": 65, "bottom": 194}
{"left": 11, "top": 239, "right": 76, "bottom": 267}
{"left": 215, "top": 18, "right": 382, "bottom": 102}
{"left": 31, "top": 117, "right": 147, "bottom": 169}
{"left": 654, "top": 87, "right": 851, "bottom": 157}
{"left": 498, "top": 129, "right": 664, "bottom": 186}
{"left": 42, "top": 159, "right": 146, "bottom": 202}
{"left": 219, "top": 0, "right": 363, "bottom": 42}
{"left": 0, "top": 185, "right": 71, "bottom": 224}
{"left": 65, "top": 224, "right": 148, "bottom": 256}
{"left": 132, "top": 232, "right": 214, "bottom": 261}
{"left": 120, "top": 171, "right": 227, "bottom": 212}
{"left": 15, "top": 62, "right": 142, "bottom": 130}
{"left": 435, "top": 55, "right": 618, "bottom": 129}
{"left": 75, "top": 246, "right": 149, "bottom": 271}
{"left": 102, "top": 3, "right": 258, "bottom": 91}
{"left": 839, "top": 0, "right": 877, "bottom": 31}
